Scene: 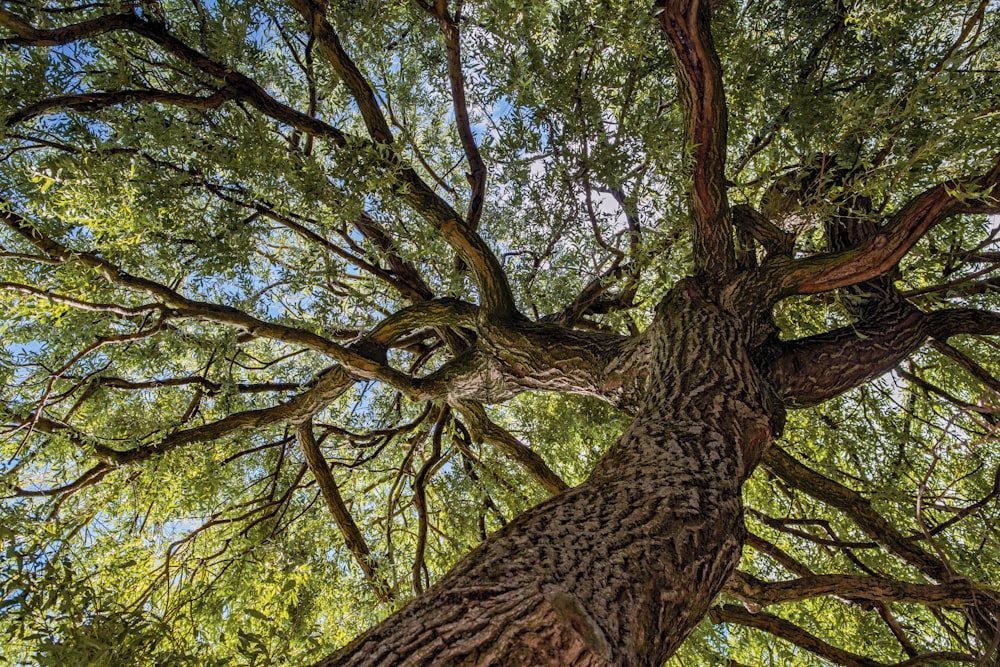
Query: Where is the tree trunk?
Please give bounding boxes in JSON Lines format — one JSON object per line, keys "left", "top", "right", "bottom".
{"left": 315, "top": 282, "right": 782, "bottom": 667}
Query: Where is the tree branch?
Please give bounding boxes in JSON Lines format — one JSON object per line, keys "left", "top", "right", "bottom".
{"left": 727, "top": 570, "right": 982, "bottom": 608}
{"left": 423, "top": 0, "right": 487, "bottom": 230}
{"left": 297, "top": 418, "right": 392, "bottom": 601}
{"left": 93, "top": 365, "right": 354, "bottom": 464}
{"left": 658, "top": 0, "right": 734, "bottom": 281}
{"left": 713, "top": 604, "right": 975, "bottom": 667}
{"left": 773, "top": 162, "right": 1000, "bottom": 295}
{"left": 762, "top": 446, "right": 950, "bottom": 582}
{"left": 451, "top": 400, "right": 569, "bottom": 495}
{"left": 767, "top": 307, "right": 927, "bottom": 408}
{"left": 285, "top": 0, "right": 517, "bottom": 318}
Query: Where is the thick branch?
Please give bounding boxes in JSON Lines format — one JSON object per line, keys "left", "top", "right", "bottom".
{"left": 426, "top": 1, "right": 487, "bottom": 229}
{"left": 727, "top": 570, "right": 981, "bottom": 608}
{"left": 658, "top": 0, "right": 734, "bottom": 280}
{"left": 768, "top": 308, "right": 927, "bottom": 408}
{"left": 286, "top": 0, "right": 516, "bottom": 317}
{"left": 773, "top": 163, "right": 1000, "bottom": 295}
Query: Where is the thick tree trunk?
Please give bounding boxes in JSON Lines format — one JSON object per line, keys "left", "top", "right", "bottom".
{"left": 315, "top": 282, "right": 782, "bottom": 667}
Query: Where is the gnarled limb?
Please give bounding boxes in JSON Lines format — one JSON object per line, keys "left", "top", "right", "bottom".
{"left": 767, "top": 308, "right": 927, "bottom": 408}
{"left": 658, "top": 0, "right": 734, "bottom": 281}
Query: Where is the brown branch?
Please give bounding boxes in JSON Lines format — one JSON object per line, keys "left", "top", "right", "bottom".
{"left": 767, "top": 307, "right": 927, "bottom": 408}
{"left": 762, "top": 446, "right": 950, "bottom": 582}
{"left": 732, "top": 204, "right": 794, "bottom": 257}
{"left": 773, "top": 162, "right": 1000, "bottom": 295}
{"left": 0, "top": 8, "right": 137, "bottom": 46}
{"left": 0, "top": 204, "right": 418, "bottom": 390}
{"left": 95, "top": 375, "right": 300, "bottom": 395}
{"left": 296, "top": 419, "right": 392, "bottom": 601}
{"left": 727, "top": 570, "right": 982, "bottom": 608}
{"left": 712, "top": 604, "right": 975, "bottom": 667}
{"left": 93, "top": 365, "right": 354, "bottom": 465}
{"left": 411, "top": 406, "right": 449, "bottom": 595}
{"left": 423, "top": 0, "right": 487, "bottom": 230}
{"left": 5, "top": 6, "right": 516, "bottom": 317}
{"left": 0, "top": 281, "right": 162, "bottom": 316}
{"left": 7, "top": 87, "right": 238, "bottom": 125}
{"left": 451, "top": 400, "right": 569, "bottom": 495}
{"left": 658, "top": 0, "right": 734, "bottom": 281}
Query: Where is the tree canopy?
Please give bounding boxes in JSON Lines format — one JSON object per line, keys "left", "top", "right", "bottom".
{"left": 1, "top": 0, "right": 999, "bottom": 665}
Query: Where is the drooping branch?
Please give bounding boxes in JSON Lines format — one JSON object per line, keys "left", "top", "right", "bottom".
{"left": 0, "top": 205, "right": 418, "bottom": 390}
{"left": 658, "top": 0, "right": 734, "bottom": 281}
{"left": 297, "top": 418, "right": 392, "bottom": 601}
{"left": 762, "top": 446, "right": 950, "bottom": 581}
{"left": 451, "top": 400, "right": 569, "bottom": 495}
{"left": 712, "top": 605, "right": 976, "bottom": 667}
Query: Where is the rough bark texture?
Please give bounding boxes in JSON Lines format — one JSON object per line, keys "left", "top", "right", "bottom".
{"left": 314, "top": 281, "right": 783, "bottom": 667}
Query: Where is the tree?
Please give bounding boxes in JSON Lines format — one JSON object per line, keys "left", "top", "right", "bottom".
{"left": 1, "top": 0, "right": 999, "bottom": 664}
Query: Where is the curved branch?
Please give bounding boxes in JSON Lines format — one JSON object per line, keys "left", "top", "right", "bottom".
{"left": 451, "top": 400, "right": 569, "bottom": 495}
{"left": 7, "top": 87, "right": 238, "bottom": 125}
{"left": 0, "top": 8, "right": 136, "bottom": 46}
{"left": 773, "top": 162, "right": 1000, "bottom": 295}
{"left": 286, "top": 0, "right": 516, "bottom": 317}
{"left": 93, "top": 365, "right": 354, "bottom": 465}
{"left": 424, "top": 1, "right": 487, "bottom": 230}
{"left": 658, "top": 0, "right": 734, "bottom": 280}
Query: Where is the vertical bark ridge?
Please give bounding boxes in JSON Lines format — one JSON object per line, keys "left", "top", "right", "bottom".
{"left": 315, "top": 283, "right": 782, "bottom": 667}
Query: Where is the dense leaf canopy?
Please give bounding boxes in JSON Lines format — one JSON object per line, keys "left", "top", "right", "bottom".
{"left": 1, "top": 0, "right": 999, "bottom": 665}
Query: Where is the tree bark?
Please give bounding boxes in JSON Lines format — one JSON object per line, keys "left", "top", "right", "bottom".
{"left": 313, "top": 281, "right": 783, "bottom": 667}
